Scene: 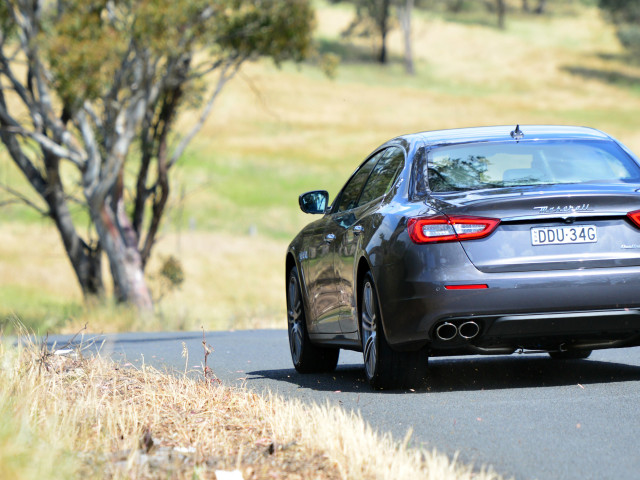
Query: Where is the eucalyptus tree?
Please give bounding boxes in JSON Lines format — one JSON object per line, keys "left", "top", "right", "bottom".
{"left": 0, "top": 0, "right": 314, "bottom": 310}
{"left": 338, "top": 0, "right": 413, "bottom": 70}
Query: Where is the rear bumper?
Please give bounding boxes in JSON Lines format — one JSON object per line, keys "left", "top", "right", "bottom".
{"left": 373, "top": 262, "right": 640, "bottom": 353}
{"left": 429, "top": 309, "right": 640, "bottom": 356}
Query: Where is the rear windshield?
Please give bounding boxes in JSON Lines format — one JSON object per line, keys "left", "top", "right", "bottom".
{"left": 426, "top": 140, "right": 640, "bottom": 192}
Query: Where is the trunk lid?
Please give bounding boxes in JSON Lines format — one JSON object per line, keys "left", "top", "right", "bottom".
{"left": 430, "top": 184, "right": 640, "bottom": 272}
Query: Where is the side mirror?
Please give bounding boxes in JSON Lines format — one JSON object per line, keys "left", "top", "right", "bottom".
{"left": 299, "top": 190, "right": 329, "bottom": 214}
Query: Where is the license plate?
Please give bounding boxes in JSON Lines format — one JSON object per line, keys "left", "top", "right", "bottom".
{"left": 531, "top": 225, "right": 597, "bottom": 246}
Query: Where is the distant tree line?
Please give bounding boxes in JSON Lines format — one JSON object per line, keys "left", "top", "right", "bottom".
{"left": 332, "top": 0, "right": 553, "bottom": 74}
{"left": 331, "top": 0, "right": 640, "bottom": 73}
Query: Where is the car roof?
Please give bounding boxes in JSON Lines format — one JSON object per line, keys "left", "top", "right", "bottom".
{"left": 397, "top": 125, "right": 612, "bottom": 147}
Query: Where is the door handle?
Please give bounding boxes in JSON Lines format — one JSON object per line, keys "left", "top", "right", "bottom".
{"left": 353, "top": 225, "right": 364, "bottom": 236}
{"left": 324, "top": 233, "right": 336, "bottom": 244}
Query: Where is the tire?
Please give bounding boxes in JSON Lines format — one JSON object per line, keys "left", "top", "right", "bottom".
{"left": 287, "top": 266, "right": 339, "bottom": 373}
{"left": 360, "top": 272, "right": 428, "bottom": 390}
{"left": 548, "top": 349, "right": 592, "bottom": 360}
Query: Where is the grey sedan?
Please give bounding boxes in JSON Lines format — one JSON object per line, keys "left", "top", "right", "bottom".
{"left": 286, "top": 125, "right": 640, "bottom": 389}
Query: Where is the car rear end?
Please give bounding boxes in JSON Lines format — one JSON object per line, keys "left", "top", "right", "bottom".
{"left": 380, "top": 127, "right": 640, "bottom": 355}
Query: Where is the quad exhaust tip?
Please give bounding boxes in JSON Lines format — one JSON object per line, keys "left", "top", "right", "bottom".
{"left": 435, "top": 320, "right": 480, "bottom": 341}
{"left": 459, "top": 321, "right": 480, "bottom": 339}
{"left": 435, "top": 322, "right": 458, "bottom": 341}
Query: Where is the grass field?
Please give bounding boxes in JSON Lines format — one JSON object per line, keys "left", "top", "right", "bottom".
{"left": 3, "top": 0, "right": 640, "bottom": 333}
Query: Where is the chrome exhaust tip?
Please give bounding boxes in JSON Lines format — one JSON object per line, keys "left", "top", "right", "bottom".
{"left": 435, "top": 322, "right": 458, "bottom": 341}
{"left": 458, "top": 321, "right": 480, "bottom": 340}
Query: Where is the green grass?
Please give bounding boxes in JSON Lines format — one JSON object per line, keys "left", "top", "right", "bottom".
{"left": 0, "top": 287, "right": 83, "bottom": 334}
{"left": 4, "top": 1, "right": 640, "bottom": 332}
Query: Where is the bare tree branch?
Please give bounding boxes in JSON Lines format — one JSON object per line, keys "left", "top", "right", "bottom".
{"left": 190, "top": 59, "right": 224, "bottom": 78}
{"left": 238, "top": 68, "right": 281, "bottom": 122}
{"left": 0, "top": 90, "right": 48, "bottom": 197}
{"left": 95, "top": 83, "right": 159, "bottom": 203}
{"left": 0, "top": 184, "right": 48, "bottom": 215}
{"left": 168, "top": 60, "right": 241, "bottom": 168}
{"left": 0, "top": 52, "right": 34, "bottom": 110}
{"left": 75, "top": 108, "right": 102, "bottom": 198}
{"left": 0, "top": 120, "right": 85, "bottom": 167}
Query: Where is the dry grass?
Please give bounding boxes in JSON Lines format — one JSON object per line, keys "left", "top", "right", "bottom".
{"left": 148, "top": 231, "right": 286, "bottom": 332}
{"left": 0, "top": 223, "right": 287, "bottom": 333}
{"left": 0, "top": 333, "right": 505, "bottom": 480}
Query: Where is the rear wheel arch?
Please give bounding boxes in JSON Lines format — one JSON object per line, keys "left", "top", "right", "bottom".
{"left": 286, "top": 252, "right": 310, "bottom": 322}
{"left": 356, "top": 257, "right": 376, "bottom": 340}
{"left": 285, "top": 252, "right": 297, "bottom": 286}
{"left": 358, "top": 269, "right": 428, "bottom": 389}
{"left": 355, "top": 257, "right": 396, "bottom": 349}
{"left": 286, "top": 264, "right": 339, "bottom": 373}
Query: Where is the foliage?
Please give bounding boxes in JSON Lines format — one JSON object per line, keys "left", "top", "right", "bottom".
{"left": 599, "top": 0, "right": 640, "bottom": 55}
{"left": 0, "top": 0, "right": 314, "bottom": 310}
{"left": 159, "top": 255, "right": 185, "bottom": 289}
{"left": 599, "top": 0, "right": 640, "bottom": 21}
{"left": 155, "top": 254, "right": 185, "bottom": 303}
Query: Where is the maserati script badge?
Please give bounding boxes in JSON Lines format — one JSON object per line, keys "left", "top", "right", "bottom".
{"left": 533, "top": 204, "right": 592, "bottom": 214}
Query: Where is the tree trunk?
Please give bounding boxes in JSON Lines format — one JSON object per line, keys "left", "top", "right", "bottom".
{"left": 43, "top": 153, "right": 105, "bottom": 299}
{"left": 496, "top": 0, "right": 506, "bottom": 29}
{"left": 378, "top": 31, "right": 388, "bottom": 64}
{"left": 399, "top": 0, "right": 415, "bottom": 75}
{"left": 522, "top": 0, "right": 530, "bottom": 12}
{"left": 377, "top": 0, "right": 391, "bottom": 64}
{"left": 90, "top": 194, "right": 153, "bottom": 311}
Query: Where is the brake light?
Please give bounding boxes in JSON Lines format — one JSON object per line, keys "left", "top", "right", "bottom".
{"left": 628, "top": 210, "right": 640, "bottom": 228}
{"left": 408, "top": 216, "right": 500, "bottom": 244}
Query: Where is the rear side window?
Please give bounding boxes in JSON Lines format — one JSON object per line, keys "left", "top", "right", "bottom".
{"left": 426, "top": 140, "right": 640, "bottom": 192}
{"left": 358, "top": 148, "right": 405, "bottom": 206}
{"left": 334, "top": 151, "right": 384, "bottom": 212}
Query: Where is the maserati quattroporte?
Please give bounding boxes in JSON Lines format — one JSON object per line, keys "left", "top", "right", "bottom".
{"left": 285, "top": 125, "right": 640, "bottom": 389}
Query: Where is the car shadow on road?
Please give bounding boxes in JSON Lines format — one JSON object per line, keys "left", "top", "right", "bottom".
{"left": 247, "top": 355, "right": 640, "bottom": 394}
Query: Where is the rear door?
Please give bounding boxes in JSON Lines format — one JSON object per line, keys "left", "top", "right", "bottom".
{"left": 306, "top": 150, "right": 382, "bottom": 333}
{"left": 333, "top": 147, "right": 406, "bottom": 333}
{"left": 300, "top": 217, "right": 341, "bottom": 333}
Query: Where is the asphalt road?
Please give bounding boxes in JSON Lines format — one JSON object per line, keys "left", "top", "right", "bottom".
{"left": 46, "top": 329, "right": 640, "bottom": 480}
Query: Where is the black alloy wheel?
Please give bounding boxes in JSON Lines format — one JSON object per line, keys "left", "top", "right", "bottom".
{"left": 548, "top": 349, "right": 592, "bottom": 360}
{"left": 287, "top": 266, "right": 339, "bottom": 373}
{"left": 360, "top": 272, "right": 428, "bottom": 390}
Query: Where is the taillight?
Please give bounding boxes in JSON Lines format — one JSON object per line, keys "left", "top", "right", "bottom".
{"left": 408, "top": 216, "right": 500, "bottom": 244}
{"left": 627, "top": 210, "right": 640, "bottom": 228}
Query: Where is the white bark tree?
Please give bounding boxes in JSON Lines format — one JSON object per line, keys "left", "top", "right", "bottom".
{"left": 0, "top": 0, "right": 314, "bottom": 310}
{"left": 398, "top": 0, "right": 415, "bottom": 75}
